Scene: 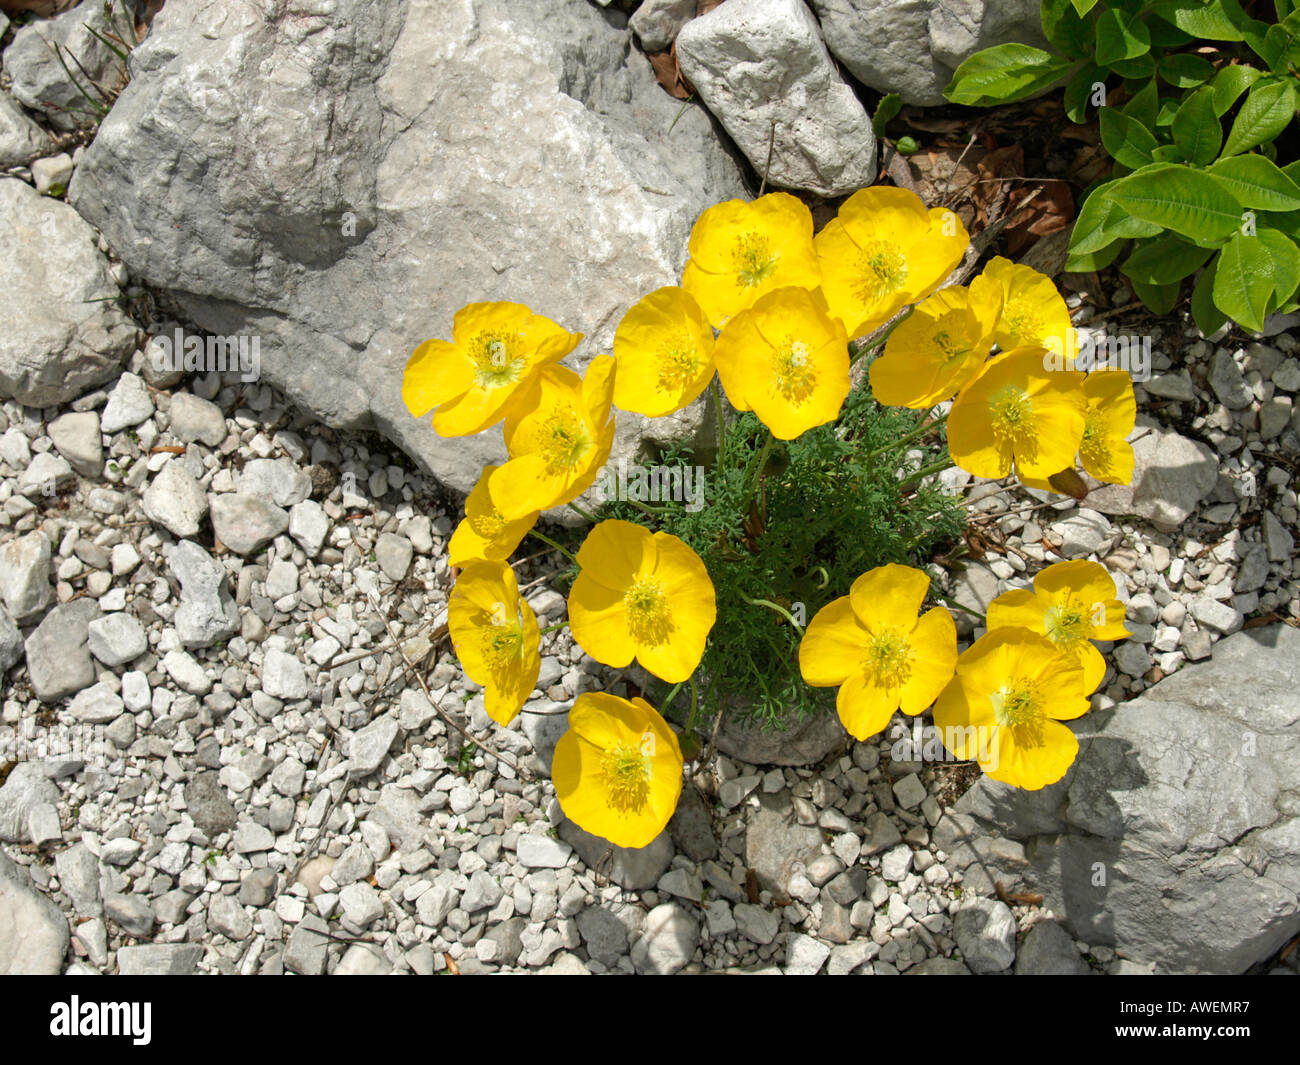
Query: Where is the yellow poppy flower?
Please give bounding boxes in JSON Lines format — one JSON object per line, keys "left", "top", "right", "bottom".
{"left": 933, "top": 628, "right": 1090, "bottom": 790}
{"left": 682, "top": 193, "right": 820, "bottom": 328}
{"left": 868, "top": 273, "right": 1002, "bottom": 409}
{"left": 488, "top": 356, "right": 616, "bottom": 521}
{"left": 979, "top": 257, "right": 1072, "bottom": 356}
{"left": 712, "top": 287, "right": 849, "bottom": 440}
{"left": 947, "top": 347, "right": 1086, "bottom": 482}
{"left": 799, "top": 563, "right": 957, "bottom": 741}
{"left": 403, "top": 302, "right": 582, "bottom": 437}
{"left": 1079, "top": 370, "right": 1136, "bottom": 484}
{"left": 448, "top": 560, "right": 541, "bottom": 726}
{"left": 612, "top": 287, "right": 716, "bottom": 417}
{"left": 986, "top": 559, "right": 1128, "bottom": 694}
{"left": 815, "top": 187, "right": 968, "bottom": 340}
{"left": 568, "top": 519, "right": 716, "bottom": 684}
{"left": 552, "top": 692, "right": 684, "bottom": 849}
{"left": 447, "top": 465, "right": 539, "bottom": 567}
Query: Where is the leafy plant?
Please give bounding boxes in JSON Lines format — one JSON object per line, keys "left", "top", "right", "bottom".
{"left": 602, "top": 389, "right": 965, "bottom": 733}
{"left": 43, "top": 1, "right": 139, "bottom": 125}
{"left": 945, "top": 0, "right": 1300, "bottom": 333}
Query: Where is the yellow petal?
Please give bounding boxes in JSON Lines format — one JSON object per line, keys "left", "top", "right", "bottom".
{"left": 836, "top": 670, "right": 900, "bottom": 741}
{"left": 799, "top": 597, "right": 868, "bottom": 687}
{"left": 848, "top": 563, "right": 930, "bottom": 633}
{"left": 402, "top": 339, "right": 473, "bottom": 419}
{"left": 897, "top": 607, "right": 957, "bottom": 715}
{"left": 984, "top": 719, "right": 1079, "bottom": 790}
{"left": 568, "top": 572, "right": 636, "bottom": 670}
{"left": 575, "top": 519, "right": 656, "bottom": 591}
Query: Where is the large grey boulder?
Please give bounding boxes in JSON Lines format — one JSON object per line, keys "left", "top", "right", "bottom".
{"left": 676, "top": 0, "right": 876, "bottom": 196}
{"left": 0, "top": 91, "right": 50, "bottom": 166}
{"left": 1083, "top": 418, "right": 1219, "bottom": 533}
{"left": 0, "top": 178, "right": 138, "bottom": 407}
{"left": 3, "top": 0, "right": 128, "bottom": 130}
{"left": 953, "top": 624, "right": 1300, "bottom": 974}
{"left": 69, "top": 0, "right": 746, "bottom": 502}
{"left": 809, "top": 0, "right": 1050, "bottom": 107}
{"left": 0, "top": 847, "right": 69, "bottom": 974}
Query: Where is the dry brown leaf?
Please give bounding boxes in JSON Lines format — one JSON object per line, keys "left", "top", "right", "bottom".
{"left": 648, "top": 49, "right": 689, "bottom": 99}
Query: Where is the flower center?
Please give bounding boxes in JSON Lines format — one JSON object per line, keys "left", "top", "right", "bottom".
{"left": 732, "top": 232, "right": 777, "bottom": 287}
{"left": 601, "top": 744, "right": 651, "bottom": 814}
{"left": 1079, "top": 414, "right": 1106, "bottom": 468}
{"left": 1002, "top": 300, "right": 1042, "bottom": 346}
{"left": 472, "top": 506, "right": 507, "bottom": 539}
{"left": 657, "top": 336, "right": 701, "bottom": 392}
{"left": 1043, "top": 598, "right": 1091, "bottom": 650}
{"left": 771, "top": 338, "right": 816, "bottom": 404}
{"left": 471, "top": 331, "right": 525, "bottom": 390}
{"left": 990, "top": 676, "right": 1046, "bottom": 744}
{"left": 853, "top": 240, "right": 907, "bottom": 303}
{"left": 539, "top": 408, "right": 592, "bottom": 472}
{"left": 865, "top": 627, "right": 914, "bottom": 688}
{"left": 479, "top": 613, "right": 523, "bottom": 674}
{"left": 623, "top": 577, "right": 675, "bottom": 647}
{"left": 988, "top": 384, "right": 1035, "bottom": 447}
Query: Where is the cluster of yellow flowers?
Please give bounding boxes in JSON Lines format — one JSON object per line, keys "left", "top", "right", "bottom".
{"left": 401, "top": 185, "right": 1139, "bottom": 848}
{"left": 799, "top": 559, "right": 1127, "bottom": 791}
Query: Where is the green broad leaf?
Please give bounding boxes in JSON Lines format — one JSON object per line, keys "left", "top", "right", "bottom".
{"left": 1152, "top": 144, "right": 1187, "bottom": 161}
{"left": 1108, "top": 164, "right": 1244, "bottom": 243}
{"left": 1191, "top": 258, "right": 1229, "bottom": 333}
{"left": 1248, "top": 12, "right": 1300, "bottom": 70}
{"left": 1041, "top": 0, "right": 1095, "bottom": 58}
{"left": 1222, "top": 78, "right": 1298, "bottom": 156}
{"left": 1211, "top": 63, "right": 1263, "bottom": 115}
{"left": 1128, "top": 275, "right": 1183, "bottom": 314}
{"left": 1213, "top": 231, "right": 1281, "bottom": 329}
{"left": 1100, "top": 106, "right": 1160, "bottom": 168}
{"left": 1257, "top": 228, "right": 1300, "bottom": 306}
{"left": 1124, "top": 77, "right": 1160, "bottom": 129}
{"left": 1208, "top": 154, "right": 1300, "bottom": 210}
{"left": 1158, "top": 53, "right": 1216, "bottom": 87}
{"left": 944, "top": 45, "right": 1076, "bottom": 106}
{"left": 1278, "top": 1, "right": 1299, "bottom": 19}
{"left": 1171, "top": 86, "right": 1222, "bottom": 165}
{"left": 1065, "top": 62, "right": 1106, "bottom": 122}
{"left": 1150, "top": 0, "right": 1258, "bottom": 42}
{"left": 1155, "top": 96, "right": 1182, "bottom": 126}
{"left": 1121, "top": 234, "right": 1215, "bottom": 284}
{"left": 1069, "top": 182, "right": 1164, "bottom": 256}
{"left": 1070, "top": 0, "right": 1099, "bottom": 14}
{"left": 1065, "top": 239, "right": 1129, "bottom": 272}
{"left": 1109, "top": 53, "right": 1158, "bottom": 79}
{"left": 1148, "top": 19, "right": 1195, "bottom": 48}
{"left": 873, "top": 93, "right": 902, "bottom": 138}
{"left": 1258, "top": 209, "right": 1300, "bottom": 239}
{"left": 1095, "top": 8, "right": 1152, "bottom": 66}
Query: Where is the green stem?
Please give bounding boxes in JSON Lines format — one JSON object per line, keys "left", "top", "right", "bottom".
{"left": 660, "top": 679, "right": 686, "bottom": 711}
{"left": 538, "top": 621, "right": 568, "bottom": 635}
{"left": 898, "top": 456, "right": 956, "bottom": 492}
{"left": 742, "top": 595, "right": 804, "bottom": 631}
{"left": 623, "top": 496, "right": 673, "bottom": 518}
{"left": 864, "top": 410, "right": 948, "bottom": 463}
{"left": 528, "top": 529, "right": 578, "bottom": 566}
{"left": 711, "top": 377, "right": 728, "bottom": 468}
{"left": 931, "top": 590, "right": 985, "bottom": 622}
{"left": 685, "top": 675, "right": 700, "bottom": 731}
{"left": 740, "top": 428, "right": 775, "bottom": 512}
{"left": 849, "top": 311, "right": 909, "bottom": 365}
{"left": 567, "top": 501, "right": 600, "bottom": 523}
